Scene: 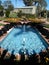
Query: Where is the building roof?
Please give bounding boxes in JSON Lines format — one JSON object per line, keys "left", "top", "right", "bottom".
{"left": 15, "top": 6, "right": 36, "bottom": 9}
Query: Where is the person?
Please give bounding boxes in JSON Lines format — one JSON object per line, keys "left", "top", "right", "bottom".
{"left": 14, "top": 53, "right": 21, "bottom": 61}
{"left": 4, "top": 52, "right": 11, "bottom": 60}
{"left": 0, "top": 48, "right": 4, "bottom": 58}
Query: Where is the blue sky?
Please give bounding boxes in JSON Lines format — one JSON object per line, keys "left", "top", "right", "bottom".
{"left": 46, "top": 0, "right": 49, "bottom": 10}
{"left": 2, "top": 0, "right": 49, "bottom": 10}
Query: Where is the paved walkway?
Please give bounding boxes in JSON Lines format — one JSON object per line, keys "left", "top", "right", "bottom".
{"left": 0, "top": 26, "right": 4, "bottom": 30}
{"left": 0, "top": 33, "right": 7, "bottom": 42}
{"left": 0, "top": 28, "right": 13, "bottom": 41}
{"left": 0, "top": 21, "right": 10, "bottom": 30}
{"left": 0, "top": 21, "right": 10, "bottom": 25}
{"left": 45, "top": 21, "right": 49, "bottom": 24}
{"left": 44, "top": 20, "right": 49, "bottom": 31}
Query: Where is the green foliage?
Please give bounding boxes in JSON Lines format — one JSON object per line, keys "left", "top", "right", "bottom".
{"left": 0, "top": 23, "right": 5, "bottom": 26}
{"left": 0, "top": 0, "right": 2, "bottom": 5}
{"left": 21, "top": 13, "right": 36, "bottom": 18}
{"left": 8, "top": 5, "right": 14, "bottom": 11}
{"left": 0, "top": 5, "right": 4, "bottom": 16}
{"left": 17, "top": 10, "right": 36, "bottom": 18}
{"left": 26, "top": 14, "right": 36, "bottom": 18}
{"left": 0, "top": 1, "right": 4, "bottom": 16}
{"left": 9, "top": 12, "right": 18, "bottom": 18}
{"left": 0, "top": 17, "right": 5, "bottom": 20}
{"left": 5, "top": 5, "right": 14, "bottom": 18}
{"left": 23, "top": 0, "right": 47, "bottom": 16}
{"left": 40, "top": 10, "right": 47, "bottom": 18}
{"left": 3, "top": 0, "right": 13, "bottom": 10}
{"left": 5, "top": 9, "right": 10, "bottom": 17}
{"left": 17, "top": 10, "right": 22, "bottom": 18}
{"left": 23, "top": 0, "right": 33, "bottom": 6}
{"left": 0, "top": 10, "right": 4, "bottom": 16}
{"left": 44, "top": 24, "right": 49, "bottom": 28}
{"left": 0, "top": 5, "right": 4, "bottom": 10}
{"left": 47, "top": 11, "right": 49, "bottom": 17}
{"left": 23, "top": 0, "right": 47, "bottom": 8}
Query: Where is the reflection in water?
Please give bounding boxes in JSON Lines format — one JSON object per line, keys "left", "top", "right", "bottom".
{"left": 23, "top": 24, "right": 26, "bottom": 33}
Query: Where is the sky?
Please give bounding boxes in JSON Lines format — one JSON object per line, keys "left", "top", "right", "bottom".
{"left": 1, "top": 0, "right": 49, "bottom": 10}
{"left": 46, "top": 0, "right": 49, "bottom": 10}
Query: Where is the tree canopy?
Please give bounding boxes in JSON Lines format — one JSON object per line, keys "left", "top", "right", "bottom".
{"left": 3, "top": 0, "right": 14, "bottom": 10}
{"left": 0, "top": 0, "right": 4, "bottom": 16}
{"left": 23, "top": 0, "right": 47, "bottom": 10}
{"left": 0, "top": 0, "right": 2, "bottom": 5}
{"left": 8, "top": 4, "right": 14, "bottom": 11}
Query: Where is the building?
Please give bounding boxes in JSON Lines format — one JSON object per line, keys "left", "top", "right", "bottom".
{"left": 13, "top": 6, "right": 37, "bottom": 15}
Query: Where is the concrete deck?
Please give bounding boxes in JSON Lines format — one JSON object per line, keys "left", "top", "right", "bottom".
{"left": 0, "top": 28, "right": 13, "bottom": 42}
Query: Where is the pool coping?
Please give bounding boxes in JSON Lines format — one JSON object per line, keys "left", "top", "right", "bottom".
{"left": 35, "top": 27, "right": 49, "bottom": 46}
{"left": 0, "top": 27, "right": 14, "bottom": 42}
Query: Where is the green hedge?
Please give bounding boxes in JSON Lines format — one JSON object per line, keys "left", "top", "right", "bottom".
{"left": 9, "top": 12, "right": 18, "bottom": 18}
{"left": 17, "top": 10, "right": 36, "bottom": 18}
{"left": 44, "top": 24, "right": 49, "bottom": 28}
{"left": 0, "top": 23, "right": 5, "bottom": 26}
{"left": 20, "top": 13, "right": 36, "bottom": 18}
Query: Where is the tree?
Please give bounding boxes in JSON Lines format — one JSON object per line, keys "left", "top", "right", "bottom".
{"left": 0, "top": 0, "right": 2, "bottom": 5}
{"left": 13, "top": 0, "right": 47, "bottom": 11}
{"left": 23, "top": 0, "right": 47, "bottom": 10}
{"left": 5, "top": 9, "right": 10, "bottom": 17}
{"left": 0, "top": 0, "right": 4, "bottom": 16}
{"left": 4, "top": 0, "right": 14, "bottom": 17}
{"left": 23, "top": 0, "right": 33, "bottom": 6}
{"left": 3, "top": 0, "right": 14, "bottom": 10}
{"left": 8, "top": 4, "right": 14, "bottom": 11}
{"left": 0, "top": 0, "right": 3, "bottom": 11}
{"left": 23, "top": 0, "right": 47, "bottom": 8}
{"left": 23, "top": 0, "right": 47, "bottom": 17}
{"left": 0, "top": 5, "right": 4, "bottom": 10}
{"left": 17, "top": 10, "right": 22, "bottom": 17}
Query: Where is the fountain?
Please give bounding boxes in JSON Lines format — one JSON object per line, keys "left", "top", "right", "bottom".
{"left": 22, "top": 24, "right": 26, "bottom": 54}
{"left": 23, "top": 24, "right": 26, "bottom": 33}
{"left": 22, "top": 38, "right": 26, "bottom": 46}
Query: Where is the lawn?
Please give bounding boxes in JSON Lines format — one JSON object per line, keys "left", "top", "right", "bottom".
{"left": 0, "top": 17, "right": 6, "bottom": 21}
{"left": 9, "top": 12, "right": 18, "bottom": 18}
{"left": 47, "top": 18, "right": 49, "bottom": 22}
{"left": 0, "top": 23, "right": 5, "bottom": 26}
{"left": 44, "top": 24, "right": 49, "bottom": 28}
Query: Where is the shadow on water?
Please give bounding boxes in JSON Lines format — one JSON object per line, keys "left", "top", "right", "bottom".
{"left": 14, "top": 30, "right": 23, "bottom": 37}
{"left": 14, "top": 25, "right": 36, "bottom": 37}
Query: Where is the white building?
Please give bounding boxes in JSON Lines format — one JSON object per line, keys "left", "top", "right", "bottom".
{"left": 13, "top": 6, "right": 37, "bottom": 14}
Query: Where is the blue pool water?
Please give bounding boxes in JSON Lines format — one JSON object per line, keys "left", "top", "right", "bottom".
{"left": 0, "top": 25, "right": 49, "bottom": 55}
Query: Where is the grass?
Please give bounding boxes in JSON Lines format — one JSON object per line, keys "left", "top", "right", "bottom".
{"left": 9, "top": 12, "right": 18, "bottom": 18}
{"left": 0, "top": 23, "right": 5, "bottom": 26}
{"left": 0, "top": 17, "right": 6, "bottom": 21}
{"left": 47, "top": 18, "right": 49, "bottom": 22}
{"left": 44, "top": 24, "right": 49, "bottom": 28}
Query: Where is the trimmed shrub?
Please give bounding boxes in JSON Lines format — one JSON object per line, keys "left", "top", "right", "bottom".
{"left": 9, "top": 12, "right": 18, "bottom": 18}
{"left": 0, "top": 10, "right": 4, "bottom": 16}
{"left": 17, "top": 10, "right": 22, "bottom": 18}
{"left": 19, "top": 13, "right": 36, "bottom": 18}
{"left": 5, "top": 10, "right": 10, "bottom": 17}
